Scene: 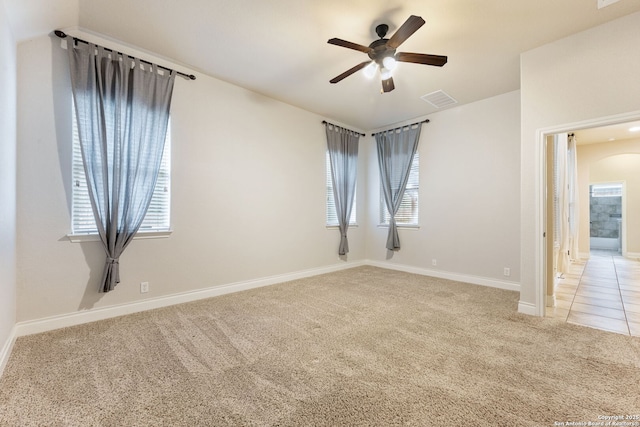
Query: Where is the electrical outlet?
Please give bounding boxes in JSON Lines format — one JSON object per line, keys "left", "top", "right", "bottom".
{"left": 503, "top": 268, "right": 511, "bottom": 277}
{"left": 432, "top": 259, "right": 437, "bottom": 266}
{"left": 140, "top": 281, "right": 149, "bottom": 293}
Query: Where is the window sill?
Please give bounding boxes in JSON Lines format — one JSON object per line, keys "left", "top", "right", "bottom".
{"left": 377, "top": 224, "right": 420, "bottom": 230}
{"left": 67, "top": 230, "right": 173, "bottom": 243}
{"left": 326, "top": 224, "right": 358, "bottom": 229}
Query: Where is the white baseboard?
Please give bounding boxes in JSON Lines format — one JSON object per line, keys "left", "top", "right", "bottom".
{"left": 15, "top": 260, "right": 366, "bottom": 338}
{"left": 625, "top": 252, "right": 640, "bottom": 260}
{"left": 0, "top": 325, "right": 17, "bottom": 377}
{"left": 518, "top": 301, "right": 538, "bottom": 316}
{"left": 5, "top": 259, "right": 529, "bottom": 374}
{"left": 13, "top": 259, "right": 524, "bottom": 339}
{"left": 365, "top": 260, "right": 520, "bottom": 292}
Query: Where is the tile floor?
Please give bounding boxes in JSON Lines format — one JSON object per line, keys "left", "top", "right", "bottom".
{"left": 546, "top": 250, "right": 640, "bottom": 336}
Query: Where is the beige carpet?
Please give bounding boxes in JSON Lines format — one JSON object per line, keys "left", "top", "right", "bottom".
{"left": 1, "top": 266, "right": 639, "bottom": 426}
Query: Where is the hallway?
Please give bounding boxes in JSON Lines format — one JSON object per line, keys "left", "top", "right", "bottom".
{"left": 546, "top": 250, "right": 640, "bottom": 336}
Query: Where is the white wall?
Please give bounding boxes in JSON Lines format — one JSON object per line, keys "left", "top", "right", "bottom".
{"left": 520, "top": 12, "right": 640, "bottom": 314}
{"left": 16, "top": 33, "right": 366, "bottom": 323}
{"left": 0, "top": 0, "right": 17, "bottom": 370}
{"left": 364, "top": 90, "right": 521, "bottom": 286}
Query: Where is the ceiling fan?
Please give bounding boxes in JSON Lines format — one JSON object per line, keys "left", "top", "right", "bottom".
{"left": 328, "top": 15, "right": 447, "bottom": 93}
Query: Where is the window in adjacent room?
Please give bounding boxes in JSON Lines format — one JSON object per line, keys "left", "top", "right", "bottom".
{"left": 326, "top": 151, "right": 356, "bottom": 226}
{"left": 379, "top": 152, "right": 419, "bottom": 226}
{"left": 71, "top": 115, "right": 171, "bottom": 235}
{"left": 590, "top": 183, "right": 622, "bottom": 197}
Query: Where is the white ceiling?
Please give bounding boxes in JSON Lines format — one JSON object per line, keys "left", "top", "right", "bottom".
{"left": 575, "top": 120, "right": 640, "bottom": 145}
{"left": 5, "top": 0, "right": 640, "bottom": 130}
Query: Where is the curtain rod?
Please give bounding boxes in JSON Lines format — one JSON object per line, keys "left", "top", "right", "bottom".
{"left": 371, "top": 119, "right": 430, "bottom": 136}
{"left": 322, "top": 121, "right": 365, "bottom": 137}
{"left": 54, "top": 30, "right": 196, "bottom": 81}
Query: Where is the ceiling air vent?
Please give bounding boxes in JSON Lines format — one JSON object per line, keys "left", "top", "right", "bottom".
{"left": 597, "top": 0, "right": 621, "bottom": 9}
{"left": 420, "top": 90, "right": 457, "bottom": 109}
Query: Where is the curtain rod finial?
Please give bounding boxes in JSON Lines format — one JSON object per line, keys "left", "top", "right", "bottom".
{"left": 54, "top": 30, "right": 67, "bottom": 39}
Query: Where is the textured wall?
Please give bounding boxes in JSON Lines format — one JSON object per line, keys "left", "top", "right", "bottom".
{"left": 520, "top": 11, "right": 640, "bottom": 313}
{"left": 365, "top": 91, "right": 521, "bottom": 283}
{"left": 16, "top": 33, "right": 367, "bottom": 322}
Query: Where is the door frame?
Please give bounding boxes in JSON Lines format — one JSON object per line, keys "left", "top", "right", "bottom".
{"left": 535, "top": 110, "right": 640, "bottom": 316}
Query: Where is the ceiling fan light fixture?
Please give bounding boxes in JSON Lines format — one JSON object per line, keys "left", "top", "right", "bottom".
{"left": 363, "top": 62, "right": 377, "bottom": 79}
{"left": 380, "top": 67, "right": 393, "bottom": 80}
{"left": 382, "top": 56, "right": 397, "bottom": 71}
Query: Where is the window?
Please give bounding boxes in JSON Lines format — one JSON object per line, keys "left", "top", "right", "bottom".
{"left": 71, "top": 114, "right": 171, "bottom": 235}
{"left": 326, "top": 151, "right": 356, "bottom": 226}
{"left": 590, "top": 183, "right": 622, "bottom": 197}
{"left": 379, "top": 152, "right": 419, "bottom": 226}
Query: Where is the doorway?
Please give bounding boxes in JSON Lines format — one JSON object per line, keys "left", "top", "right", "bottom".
{"left": 543, "top": 120, "right": 640, "bottom": 336}
{"left": 589, "top": 183, "right": 623, "bottom": 254}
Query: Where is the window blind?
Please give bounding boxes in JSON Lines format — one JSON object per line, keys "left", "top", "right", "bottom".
{"left": 326, "top": 151, "right": 356, "bottom": 226}
{"left": 71, "top": 113, "right": 171, "bottom": 234}
{"left": 380, "top": 152, "right": 419, "bottom": 225}
{"left": 591, "top": 183, "right": 622, "bottom": 197}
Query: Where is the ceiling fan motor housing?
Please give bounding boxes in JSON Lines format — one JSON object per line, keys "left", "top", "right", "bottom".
{"left": 368, "top": 38, "right": 396, "bottom": 65}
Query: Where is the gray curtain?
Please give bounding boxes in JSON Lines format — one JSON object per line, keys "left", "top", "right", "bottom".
{"left": 325, "top": 124, "right": 359, "bottom": 255}
{"left": 67, "top": 43, "right": 175, "bottom": 292}
{"left": 375, "top": 124, "right": 422, "bottom": 250}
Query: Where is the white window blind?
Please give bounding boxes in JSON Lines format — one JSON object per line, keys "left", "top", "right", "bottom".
{"left": 380, "top": 152, "right": 419, "bottom": 225}
{"left": 591, "top": 183, "right": 622, "bottom": 197}
{"left": 71, "top": 112, "right": 171, "bottom": 234}
{"left": 326, "top": 151, "right": 356, "bottom": 226}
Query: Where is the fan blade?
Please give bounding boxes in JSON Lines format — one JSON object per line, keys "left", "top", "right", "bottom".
{"left": 396, "top": 52, "right": 448, "bottom": 67}
{"left": 387, "top": 15, "right": 425, "bottom": 49}
{"left": 330, "top": 61, "right": 373, "bottom": 84}
{"left": 327, "top": 38, "right": 373, "bottom": 54}
{"left": 381, "top": 77, "right": 395, "bottom": 93}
